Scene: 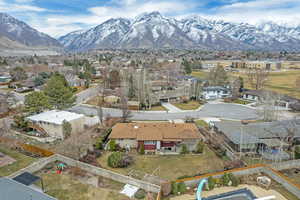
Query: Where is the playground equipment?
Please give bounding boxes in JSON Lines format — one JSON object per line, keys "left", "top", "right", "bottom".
{"left": 196, "top": 178, "right": 208, "bottom": 200}
{"left": 56, "top": 163, "right": 66, "bottom": 174}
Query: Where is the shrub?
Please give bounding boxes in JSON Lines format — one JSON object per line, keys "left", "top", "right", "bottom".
{"left": 107, "top": 152, "right": 133, "bottom": 168}
{"left": 109, "top": 139, "right": 116, "bottom": 151}
{"left": 95, "top": 138, "right": 103, "bottom": 150}
{"left": 195, "top": 141, "right": 205, "bottom": 154}
{"left": 180, "top": 144, "right": 189, "bottom": 154}
{"left": 177, "top": 183, "right": 187, "bottom": 193}
{"left": 134, "top": 189, "right": 146, "bottom": 199}
{"left": 207, "top": 176, "right": 216, "bottom": 190}
{"left": 229, "top": 173, "right": 240, "bottom": 187}
{"left": 107, "top": 152, "right": 123, "bottom": 168}
{"left": 171, "top": 182, "right": 178, "bottom": 195}
{"left": 139, "top": 143, "right": 145, "bottom": 155}
{"left": 221, "top": 173, "right": 231, "bottom": 186}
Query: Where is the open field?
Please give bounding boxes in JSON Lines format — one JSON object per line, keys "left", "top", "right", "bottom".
{"left": 0, "top": 145, "right": 37, "bottom": 177}
{"left": 98, "top": 147, "right": 225, "bottom": 181}
{"left": 192, "top": 70, "right": 300, "bottom": 99}
{"left": 232, "top": 70, "right": 300, "bottom": 99}
{"left": 172, "top": 101, "right": 202, "bottom": 110}
{"left": 35, "top": 172, "right": 130, "bottom": 200}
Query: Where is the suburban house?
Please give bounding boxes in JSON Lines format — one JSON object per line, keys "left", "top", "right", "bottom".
{"left": 243, "top": 90, "right": 299, "bottom": 109}
{"left": 213, "top": 120, "right": 300, "bottom": 160}
{"left": 242, "top": 90, "right": 262, "bottom": 101}
{"left": 201, "top": 86, "right": 231, "bottom": 100}
{"left": 26, "top": 110, "right": 85, "bottom": 139}
{"left": 0, "top": 177, "right": 56, "bottom": 200}
{"left": 108, "top": 122, "right": 203, "bottom": 154}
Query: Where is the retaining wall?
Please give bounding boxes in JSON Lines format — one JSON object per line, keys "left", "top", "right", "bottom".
{"left": 176, "top": 162, "right": 300, "bottom": 198}
{"left": 271, "top": 159, "right": 300, "bottom": 171}
{"left": 7, "top": 154, "right": 161, "bottom": 193}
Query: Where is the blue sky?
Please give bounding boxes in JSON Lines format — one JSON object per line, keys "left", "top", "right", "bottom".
{"left": 1, "top": 0, "right": 300, "bottom": 37}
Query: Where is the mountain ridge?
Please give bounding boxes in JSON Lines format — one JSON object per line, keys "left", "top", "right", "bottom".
{"left": 59, "top": 12, "right": 300, "bottom": 52}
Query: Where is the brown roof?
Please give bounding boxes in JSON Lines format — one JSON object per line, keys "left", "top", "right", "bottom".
{"left": 109, "top": 122, "right": 201, "bottom": 141}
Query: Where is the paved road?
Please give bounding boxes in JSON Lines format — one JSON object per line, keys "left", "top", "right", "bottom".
{"left": 76, "top": 86, "right": 100, "bottom": 104}
{"left": 70, "top": 103, "right": 259, "bottom": 121}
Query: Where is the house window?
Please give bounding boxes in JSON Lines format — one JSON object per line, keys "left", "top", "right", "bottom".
{"left": 144, "top": 141, "right": 156, "bottom": 145}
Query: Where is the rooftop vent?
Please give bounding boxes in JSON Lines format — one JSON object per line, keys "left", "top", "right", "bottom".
{"left": 134, "top": 126, "right": 139, "bottom": 129}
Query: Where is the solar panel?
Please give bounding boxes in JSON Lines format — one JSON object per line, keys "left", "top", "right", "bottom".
{"left": 13, "top": 172, "right": 40, "bottom": 186}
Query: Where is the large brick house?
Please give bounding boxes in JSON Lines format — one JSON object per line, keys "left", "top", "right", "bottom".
{"left": 108, "top": 122, "right": 203, "bottom": 153}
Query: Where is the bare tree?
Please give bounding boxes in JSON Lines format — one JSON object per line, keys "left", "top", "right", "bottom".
{"left": 120, "top": 93, "right": 132, "bottom": 122}
{"left": 230, "top": 77, "right": 242, "bottom": 98}
{"left": 246, "top": 67, "right": 269, "bottom": 90}
{"left": 208, "top": 64, "right": 228, "bottom": 86}
{"left": 258, "top": 91, "right": 281, "bottom": 122}
{"left": 97, "top": 87, "right": 104, "bottom": 125}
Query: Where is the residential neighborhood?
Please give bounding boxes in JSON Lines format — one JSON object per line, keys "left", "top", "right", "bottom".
{"left": 1, "top": 2, "right": 300, "bottom": 200}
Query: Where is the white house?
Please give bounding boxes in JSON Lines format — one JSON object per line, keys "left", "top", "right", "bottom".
{"left": 202, "top": 86, "right": 231, "bottom": 100}
{"left": 26, "top": 110, "right": 85, "bottom": 139}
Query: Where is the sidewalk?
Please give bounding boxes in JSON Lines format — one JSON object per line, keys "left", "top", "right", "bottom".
{"left": 161, "top": 102, "right": 183, "bottom": 113}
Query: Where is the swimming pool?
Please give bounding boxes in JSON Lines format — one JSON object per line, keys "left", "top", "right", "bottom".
{"left": 203, "top": 188, "right": 256, "bottom": 200}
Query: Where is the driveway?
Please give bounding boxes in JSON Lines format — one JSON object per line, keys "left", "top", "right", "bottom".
{"left": 69, "top": 103, "right": 259, "bottom": 121}
{"left": 161, "top": 103, "right": 182, "bottom": 113}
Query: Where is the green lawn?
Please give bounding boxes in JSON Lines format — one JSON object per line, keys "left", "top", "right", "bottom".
{"left": 172, "top": 101, "right": 202, "bottom": 110}
{"left": 148, "top": 106, "right": 167, "bottom": 111}
{"left": 98, "top": 147, "right": 225, "bottom": 181}
{"left": 0, "top": 146, "right": 37, "bottom": 177}
{"left": 195, "top": 120, "right": 209, "bottom": 129}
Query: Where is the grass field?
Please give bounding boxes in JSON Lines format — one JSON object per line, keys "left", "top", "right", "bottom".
{"left": 98, "top": 147, "right": 225, "bottom": 181}
{"left": 0, "top": 146, "right": 37, "bottom": 177}
{"left": 192, "top": 70, "right": 300, "bottom": 99}
{"left": 36, "top": 172, "right": 129, "bottom": 200}
{"left": 172, "top": 101, "right": 202, "bottom": 110}
{"left": 232, "top": 70, "right": 300, "bottom": 99}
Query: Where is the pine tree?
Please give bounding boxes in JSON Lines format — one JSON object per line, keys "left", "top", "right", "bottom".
{"left": 24, "top": 91, "right": 52, "bottom": 114}
{"left": 44, "top": 73, "right": 76, "bottom": 109}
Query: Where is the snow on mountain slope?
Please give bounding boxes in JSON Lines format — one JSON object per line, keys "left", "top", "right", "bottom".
{"left": 59, "top": 12, "right": 300, "bottom": 51}
{"left": 0, "top": 13, "right": 61, "bottom": 48}
{"left": 62, "top": 18, "right": 131, "bottom": 52}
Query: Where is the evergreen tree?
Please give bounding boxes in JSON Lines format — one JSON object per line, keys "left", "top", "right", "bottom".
{"left": 44, "top": 73, "right": 76, "bottom": 109}
{"left": 24, "top": 91, "right": 52, "bottom": 114}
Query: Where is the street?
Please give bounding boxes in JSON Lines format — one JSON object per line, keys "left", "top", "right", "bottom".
{"left": 69, "top": 103, "right": 259, "bottom": 121}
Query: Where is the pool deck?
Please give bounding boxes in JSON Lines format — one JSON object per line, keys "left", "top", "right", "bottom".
{"left": 170, "top": 185, "right": 288, "bottom": 200}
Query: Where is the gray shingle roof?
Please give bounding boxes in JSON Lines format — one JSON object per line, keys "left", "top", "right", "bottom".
{"left": 0, "top": 178, "right": 57, "bottom": 200}
{"left": 214, "top": 119, "right": 300, "bottom": 145}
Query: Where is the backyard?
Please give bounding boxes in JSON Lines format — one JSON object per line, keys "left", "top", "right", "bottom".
{"left": 35, "top": 170, "right": 130, "bottom": 200}
{"left": 0, "top": 145, "right": 37, "bottom": 177}
{"left": 97, "top": 146, "right": 225, "bottom": 181}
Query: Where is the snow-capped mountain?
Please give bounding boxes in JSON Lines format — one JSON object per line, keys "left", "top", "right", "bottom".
{"left": 0, "top": 13, "right": 61, "bottom": 48}
{"left": 59, "top": 11, "right": 300, "bottom": 51}
{"left": 119, "top": 12, "right": 196, "bottom": 49}
{"left": 59, "top": 18, "right": 131, "bottom": 52}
